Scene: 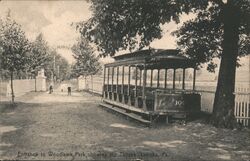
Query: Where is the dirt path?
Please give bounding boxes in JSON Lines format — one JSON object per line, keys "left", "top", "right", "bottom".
{"left": 0, "top": 91, "right": 249, "bottom": 161}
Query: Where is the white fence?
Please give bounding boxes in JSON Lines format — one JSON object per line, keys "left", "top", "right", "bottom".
{"left": 234, "top": 93, "right": 249, "bottom": 126}
{"left": 6, "top": 79, "right": 35, "bottom": 96}
{"left": 0, "top": 81, "right": 8, "bottom": 97}
{"left": 5, "top": 78, "right": 46, "bottom": 97}
{"left": 199, "top": 90, "right": 250, "bottom": 127}
{"left": 78, "top": 75, "right": 103, "bottom": 94}
{"left": 1, "top": 69, "right": 47, "bottom": 99}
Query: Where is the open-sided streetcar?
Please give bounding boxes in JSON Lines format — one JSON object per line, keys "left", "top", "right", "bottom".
{"left": 100, "top": 49, "right": 201, "bottom": 125}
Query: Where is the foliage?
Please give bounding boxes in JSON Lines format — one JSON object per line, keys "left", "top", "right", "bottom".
{"left": 173, "top": 1, "right": 250, "bottom": 71}
{"left": 26, "top": 33, "right": 50, "bottom": 76}
{"left": 53, "top": 51, "right": 71, "bottom": 81}
{"left": 43, "top": 49, "right": 70, "bottom": 81}
{"left": 80, "top": 0, "right": 249, "bottom": 61}
{"left": 71, "top": 38, "right": 102, "bottom": 78}
{"left": 0, "top": 16, "right": 30, "bottom": 73}
{"left": 78, "top": 0, "right": 209, "bottom": 56}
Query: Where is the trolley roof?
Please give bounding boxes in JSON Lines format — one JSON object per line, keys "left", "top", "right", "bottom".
{"left": 105, "top": 49, "right": 196, "bottom": 69}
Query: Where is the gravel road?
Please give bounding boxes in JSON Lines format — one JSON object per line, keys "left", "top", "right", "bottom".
{"left": 0, "top": 91, "right": 249, "bottom": 161}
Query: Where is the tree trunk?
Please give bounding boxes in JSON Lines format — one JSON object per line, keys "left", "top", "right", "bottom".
{"left": 85, "top": 76, "right": 87, "bottom": 90}
{"left": 10, "top": 71, "right": 15, "bottom": 103}
{"left": 35, "top": 75, "right": 37, "bottom": 92}
{"left": 91, "top": 75, "right": 93, "bottom": 95}
{"left": 211, "top": 3, "right": 240, "bottom": 128}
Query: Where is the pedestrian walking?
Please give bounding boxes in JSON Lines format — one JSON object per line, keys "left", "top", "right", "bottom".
{"left": 67, "top": 86, "right": 71, "bottom": 96}
{"left": 49, "top": 85, "right": 53, "bottom": 94}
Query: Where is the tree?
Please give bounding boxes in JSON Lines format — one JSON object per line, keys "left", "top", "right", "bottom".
{"left": 71, "top": 38, "right": 101, "bottom": 78}
{"left": 43, "top": 49, "right": 70, "bottom": 82}
{"left": 53, "top": 52, "right": 70, "bottom": 81}
{"left": 27, "top": 33, "right": 50, "bottom": 91}
{"left": 79, "top": 0, "right": 250, "bottom": 128}
{"left": 0, "top": 14, "right": 30, "bottom": 102}
{"left": 28, "top": 33, "right": 50, "bottom": 73}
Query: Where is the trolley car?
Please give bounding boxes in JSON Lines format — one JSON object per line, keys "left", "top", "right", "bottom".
{"left": 100, "top": 49, "right": 201, "bottom": 125}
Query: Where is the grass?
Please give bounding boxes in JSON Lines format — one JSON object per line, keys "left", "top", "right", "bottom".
{"left": 0, "top": 102, "right": 17, "bottom": 113}
{"left": 0, "top": 91, "right": 45, "bottom": 113}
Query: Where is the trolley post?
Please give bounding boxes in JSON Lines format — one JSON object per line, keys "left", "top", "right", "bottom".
{"left": 173, "top": 69, "right": 176, "bottom": 90}
{"left": 128, "top": 66, "right": 131, "bottom": 105}
{"left": 164, "top": 69, "right": 167, "bottom": 88}
{"left": 135, "top": 66, "right": 138, "bottom": 107}
{"left": 139, "top": 68, "right": 142, "bottom": 86}
{"left": 116, "top": 66, "right": 119, "bottom": 101}
{"left": 142, "top": 65, "right": 147, "bottom": 110}
{"left": 150, "top": 69, "right": 153, "bottom": 87}
{"left": 107, "top": 67, "right": 110, "bottom": 98}
{"left": 182, "top": 68, "right": 185, "bottom": 90}
{"left": 193, "top": 68, "right": 196, "bottom": 90}
{"left": 157, "top": 69, "right": 160, "bottom": 88}
{"left": 111, "top": 67, "right": 114, "bottom": 100}
{"left": 102, "top": 66, "right": 106, "bottom": 97}
{"left": 122, "top": 66, "right": 125, "bottom": 103}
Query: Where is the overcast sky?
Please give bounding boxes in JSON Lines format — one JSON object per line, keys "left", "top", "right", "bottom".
{"left": 0, "top": 0, "right": 248, "bottom": 80}
{"left": 0, "top": 0, "right": 93, "bottom": 63}
{"left": 0, "top": 0, "right": 187, "bottom": 63}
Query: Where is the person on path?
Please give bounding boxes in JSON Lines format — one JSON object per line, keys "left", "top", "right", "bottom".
{"left": 49, "top": 85, "right": 53, "bottom": 94}
{"left": 67, "top": 86, "right": 71, "bottom": 96}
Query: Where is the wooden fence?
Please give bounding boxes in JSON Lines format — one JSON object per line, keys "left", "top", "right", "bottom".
{"left": 199, "top": 90, "right": 250, "bottom": 127}
{"left": 234, "top": 92, "right": 250, "bottom": 126}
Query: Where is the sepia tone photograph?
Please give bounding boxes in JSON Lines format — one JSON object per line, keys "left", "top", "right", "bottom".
{"left": 0, "top": 0, "right": 249, "bottom": 161}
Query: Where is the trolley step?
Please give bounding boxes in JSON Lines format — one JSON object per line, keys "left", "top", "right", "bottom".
{"left": 99, "top": 102, "right": 151, "bottom": 125}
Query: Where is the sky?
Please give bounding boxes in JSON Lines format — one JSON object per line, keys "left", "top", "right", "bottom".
{"left": 0, "top": 0, "right": 248, "bottom": 81}
{"left": 0, "top": 0, "right": 91, "bottom": 64}
{"left": 0, "top": 0, "right": 186, "bottom": 64}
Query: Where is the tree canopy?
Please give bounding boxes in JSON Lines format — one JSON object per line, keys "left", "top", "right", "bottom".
{"left": 26, "top": 33, "right": 50, "bottom": 75}
{"left": 52, "top": 51, "right": 71, "bottom": 81}
{"left": 0, "top": 15, "right": 30, "bottom": 73}
{"left": 80, "top": 0, "right": 249, "bottom": 65}
{"left": 71, "top": 38, "right": 101, "bottom": 78}
{"left": 173, "top": 1, "right": 250, "bottom": 71}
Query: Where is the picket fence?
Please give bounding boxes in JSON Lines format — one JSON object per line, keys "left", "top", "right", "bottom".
{"left": 234, "top": 92, "right": 250, "bottom": 126}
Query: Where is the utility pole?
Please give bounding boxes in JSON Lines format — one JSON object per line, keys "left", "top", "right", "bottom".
{"left": 53, "top": 55, "right": 56, "bottom": 82}
{"left": 57, "top": 65, "right": 60, "bottom": 80}
{"left": 91, "top": 74, "right": 93, "bottom": 96}
{"left": 51, "top": 70, "right": 54, "bottom": 86}
{"left": 0, "top": 70, "right": 2, "bottom": 101}
{"left": 50, "top": 55, "right": 56, "bottom": 86}
{"left": 53, "top": 55, "right": 56, "bottom": 72}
